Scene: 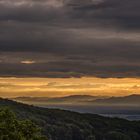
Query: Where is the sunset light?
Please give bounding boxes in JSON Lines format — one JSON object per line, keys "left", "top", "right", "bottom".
{"left": 0, "top": 77, "right": 140, "bottom": 98}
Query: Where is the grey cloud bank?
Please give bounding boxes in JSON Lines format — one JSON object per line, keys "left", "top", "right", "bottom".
{"left": 0, "top": 0, "right": 140, "bottom": 78}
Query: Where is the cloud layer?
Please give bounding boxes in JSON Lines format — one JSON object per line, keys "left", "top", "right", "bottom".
{"left": 0, "top": 0, "right": 140, "bottom": 78}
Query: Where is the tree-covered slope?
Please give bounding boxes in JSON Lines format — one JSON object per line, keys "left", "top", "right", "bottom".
{"left": 0, "top": 108, "right": 47, "bottom": 140}
{"left": 0, "top": 98, "right": 140, "bottom": 140}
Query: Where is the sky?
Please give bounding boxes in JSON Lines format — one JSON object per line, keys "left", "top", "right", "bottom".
{"left": 0, "top": 77, "right": 140, "bottom": 98}
{"left": 0, "top": 0, "right": 140, "bottom": 97}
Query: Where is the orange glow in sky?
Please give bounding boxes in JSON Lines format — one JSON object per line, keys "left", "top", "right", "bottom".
{"left": 0, "top": 77, "right": 140, "bottom": 98}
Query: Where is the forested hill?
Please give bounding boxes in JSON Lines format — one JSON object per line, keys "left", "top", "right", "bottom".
{"left": 0, "top": 98, "right": 140, "bottom": 140}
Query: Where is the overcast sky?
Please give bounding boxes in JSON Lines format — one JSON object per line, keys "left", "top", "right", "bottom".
{"left": 0, "top": 0, "right": 140, "bottom": 78}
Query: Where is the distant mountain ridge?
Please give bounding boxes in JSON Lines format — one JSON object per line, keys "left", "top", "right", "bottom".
{"left": 12, "top": 94, "right": 140, "bottom": 106}
{"left": 13, "top": 95, "right": 107, "bottom": 104}
{"left": 91, "top": 94, "right": 140, "bottom": 105}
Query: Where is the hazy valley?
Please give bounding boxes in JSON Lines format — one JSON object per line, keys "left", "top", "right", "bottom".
{"left": 12, "top": 94, "right": 140, "bottom": 120}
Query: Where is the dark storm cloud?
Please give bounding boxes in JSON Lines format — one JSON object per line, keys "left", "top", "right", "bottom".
{"left": 0, "top": 0, "right": 140, "bottom": 29}
{"left": 0, "top": 0, "right": 140, "bottom": 78}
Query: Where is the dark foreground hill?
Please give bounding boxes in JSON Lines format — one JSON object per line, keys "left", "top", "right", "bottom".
{"left": 0, "top": 98, "right": 140, "bottom": 140}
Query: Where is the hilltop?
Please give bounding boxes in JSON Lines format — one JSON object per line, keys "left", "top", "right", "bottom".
{"left": 0, "top": 98, "right": 140, "bottom": 140}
